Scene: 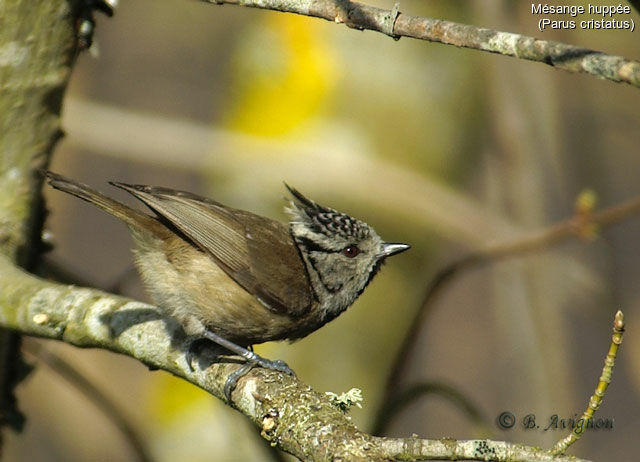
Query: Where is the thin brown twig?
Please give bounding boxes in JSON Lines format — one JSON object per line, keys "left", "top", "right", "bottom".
{"left": 380, "top": 192, "right": 640, "bottom": 422}
{"left": 204, "top": 0, "right": 640, "bottom": 88}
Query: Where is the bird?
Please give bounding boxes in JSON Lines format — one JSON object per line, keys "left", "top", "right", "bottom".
{"left": 43, "top": 171, "right": 410, "bottom": 398}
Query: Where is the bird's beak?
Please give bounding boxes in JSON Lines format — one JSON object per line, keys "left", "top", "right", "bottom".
{"left": 378, "top": 242, "right": 410, "bottom": 258}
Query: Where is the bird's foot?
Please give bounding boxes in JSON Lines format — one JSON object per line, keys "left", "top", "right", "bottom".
{"left": 223, "top": 355, "right": 294, "bottom": 402}
{"left": 195, "top": 330, "right": 295, "bottom": 402}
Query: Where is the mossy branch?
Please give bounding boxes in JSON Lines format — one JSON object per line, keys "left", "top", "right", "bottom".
{"left": 0, "top": 254, "right": 591, "bottom": 462}
{"left": 0, "top": 0, "right": 81, "bottom": 435}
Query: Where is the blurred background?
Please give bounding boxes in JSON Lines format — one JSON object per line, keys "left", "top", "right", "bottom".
{"left": 7, "top": 0, "right": 640, "bottom": 460}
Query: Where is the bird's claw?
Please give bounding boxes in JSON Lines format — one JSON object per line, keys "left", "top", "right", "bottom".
{"left": 223, "top": 357, "right": 295, "bottom": 402}
{"left": 257, "top": 358, "right": 295, "bottom": 376}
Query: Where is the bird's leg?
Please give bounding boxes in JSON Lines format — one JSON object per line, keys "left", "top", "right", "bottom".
{"left": 199, "top": 330, "right": 295, "bottom": 402}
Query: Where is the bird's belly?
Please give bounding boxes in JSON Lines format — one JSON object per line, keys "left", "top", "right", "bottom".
{"left": 133, "top": 244, "right": 319, "bottom": 345}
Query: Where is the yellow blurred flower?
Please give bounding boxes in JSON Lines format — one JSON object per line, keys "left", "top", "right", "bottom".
{"left": 224, "top": 13, "right": 338, "bottom": 137}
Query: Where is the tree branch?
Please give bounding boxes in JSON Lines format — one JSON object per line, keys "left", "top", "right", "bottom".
{"left": 381, "top": 190, "right": 640, "bottom": 405}
{"left": 0, "top": 0, "right": 80, "bottom": 435}
{"left": 551, "top": 311, "right": 625, "bottom": 455}
{"left": 0, "top": 255, "right": 589, "bottom": 461}
{"left": 203, "top": 0, "right": 640, "bottom": 89}
{"left": 0, "top": 2, "right": 628, "bottom": 459}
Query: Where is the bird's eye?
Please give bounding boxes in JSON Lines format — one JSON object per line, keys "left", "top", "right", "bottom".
{"left": 342, "top": 245, "right": 360, "bottom": 258}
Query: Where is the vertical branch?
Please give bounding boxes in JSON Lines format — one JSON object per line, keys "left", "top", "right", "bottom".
{"left": 0, "top": 0, "right": 80, "bottom": 436}
{"left": 0, "top": 0, "right": 79, "bottom": 264}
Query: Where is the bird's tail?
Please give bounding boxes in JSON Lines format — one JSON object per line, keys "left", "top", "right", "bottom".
{"left": 42, "top": 170, "right": 156, "bottom": 231}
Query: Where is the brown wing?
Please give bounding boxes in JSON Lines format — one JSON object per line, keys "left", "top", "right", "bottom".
{"left": 110, "top": 183, "right": 313, "bottom": 318}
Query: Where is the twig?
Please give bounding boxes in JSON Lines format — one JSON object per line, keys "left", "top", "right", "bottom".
{"left": 381, "top": 191, "right": 640, "bottom": 404}
{"left": 551, "top": 311, "right": 625, "bottom": 455}
{"left": 203, "top": 0, "right": 640, "bottom": 88}
{"left": 0, "top": 255, "right": 589, "bottom": 462}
